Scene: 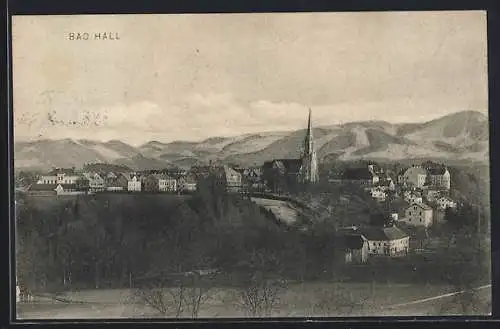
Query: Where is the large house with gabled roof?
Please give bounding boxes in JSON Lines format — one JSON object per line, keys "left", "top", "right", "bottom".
{"left": 338, "top": 225, "right": 410, "bottom": 263}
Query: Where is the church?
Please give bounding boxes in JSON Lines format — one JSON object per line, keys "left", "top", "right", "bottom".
{"left": 262, "top": 109, "right": 319, "bottom": 193}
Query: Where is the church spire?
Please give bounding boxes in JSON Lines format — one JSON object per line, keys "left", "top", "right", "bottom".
{"left": 301, "top": 108, "right": 319, "bottom": 183}
{"left": 305, "top": 108, "right": 313, "bottom": 155}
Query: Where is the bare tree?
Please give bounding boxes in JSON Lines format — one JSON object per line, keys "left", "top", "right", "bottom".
{"left": 131, "top": 275, "right": 214, "bottom": 318}
{"left": 236, "top": 273, "right": 287, "bottom": 317}
{"left": 184, "top": 283, "right": 212, "bottom": 318}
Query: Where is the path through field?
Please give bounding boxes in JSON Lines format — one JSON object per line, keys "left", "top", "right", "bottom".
{"left": 17, "top": 282, "right": 491, "bottom": 319}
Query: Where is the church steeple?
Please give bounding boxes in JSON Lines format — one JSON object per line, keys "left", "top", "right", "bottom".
{"left": 305, "top": 108, "right": 313, "bottom": 155}
{"left": 301, "top": 108, "right": 319, "bottom": 183}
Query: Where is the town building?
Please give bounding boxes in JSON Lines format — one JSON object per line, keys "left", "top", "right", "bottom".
{"left": 338, "top": 226, "right": 410, "bottom": 263}
{"left": 427, "top": 166, "right": 451, "bottom": 190}
{"left": 262, "top": 159, "right": 302, "bottom": 193}
{"left": 221, "top": 165, "right": 243, "bottom": 193}
{"left": 362, "top": 226, "right": 410, "bottom": 257}
{"left": 55, "top": 184, "right": 87, "bottom": 196}
{"left": 142, "top": 174, "right": 160, "bottom": 192}
{"left": 83, "top": 172, "right": 106, "bottom": 192}
{"left": 398, "top": 166, "right": 428, "bottom": 188}
{"left": 105, "top": 174, "right": 129, "bottom": 191}
{"left": 263, "top": 109, "right": 319, "bottom": 192}
{"left": 37, "top": 167, "right": 81, "bottom": 185}
{"left": 437, "top": 196, "right": 457, "bottom": 210}
{"left": 178, "top": 172, "right": 197, "bottom": 193}
{"left": 154, "top": 174, "right": 177, "bottom": 192}
{"left": 404, "top": 191, "right": 423, "bottom": 204}
{"left": 425, "top": 188, "right": 444, "bottom": 202}
{"left": 370, "top": 187, "right": 387, "bottom": 202}
{"left": 339, "top": 167, "right": 379, "bottom": 186}
{"left": 402, "top": 202, "right": 433, "bottom": 227}
{"left": 127, "top": 175, "right": 142, "bottom": 192}
{"left": 28, "top": 184, "right": 58, "bottom": 196}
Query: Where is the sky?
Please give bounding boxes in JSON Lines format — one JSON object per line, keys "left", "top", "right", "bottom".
{"left": 12, "top": 11, "right": 488, "bottom": 146}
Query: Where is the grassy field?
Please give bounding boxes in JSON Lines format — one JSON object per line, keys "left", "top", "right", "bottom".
{"left": 17, "top": 281, "right": 491, "bottom": 319}
{"left": 251, "top": 198, "right": 299, "bottom": 225}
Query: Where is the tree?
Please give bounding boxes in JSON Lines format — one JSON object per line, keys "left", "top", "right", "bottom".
{"left": 131, "top": 274, "right": 214, "bottom": 318}
{"left": 236, "top": 274, "right": 286, "bottom": 317}
{"left": 234, "top": 249, "right": 288, "bottom": 317}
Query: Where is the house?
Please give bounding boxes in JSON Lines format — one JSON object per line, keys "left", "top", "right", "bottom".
{"left": 338, "top": 226, "right": 410, "bottom": 263}
{"left": 28, "top": 183, "right": 57, "bottom": 196}
{"left": 377, "top": 174, "right": 396, "bottom": 191}
{"left": 127, "top": 175, "right": 142, "bottom": 192}
{"left": 437, "top": 196, "right": 457, "bottom": 210}
{"left": 370, "top": 187, "right": 387, "bottom": 202}
{"left": 399, "top": 166, "right": 428, "bottom": 188}
{"left": 55, "top": 184, "right": 87, "bottom": 196}
{"left": 386, "top": 199, "right": 411, "bottom": 220}
{"left": 402, "top": 202, "right": 433, "bottom": 227}
{"left": 221, "top": 165, "right": 243, "bottom": 193}
{"left": 83, "top": 172, "right": 106, "bottom": 192}
{"left": 106, "top": 171, "right": 118, "bottom": 179}
{"left": 105, "top": 174, "right": 129, "bottom": 191}
{"left": 340, "top": 232, "right": 369, "bottom": 264}
{"left": 425, "top": 189, "right": 443, "bottom": 202}
{"left": 178, "top": 172, "right": 197, "bottom": 193}
{"left": 242, "top": 167, "right": 263, "bottom": 191}
{"left": 339, "top": 167, "right": 379, "bottom": 186}
{"left": 243, "top": 167, "right": 263, "bottom": 181}
{"left": 154, "top": 174, "right": 177, "bottom": 192}
{"left": 427, "top": 166, "right": 451, "bottom": 190}
{"left": 262, "top": 159, "right": 303, "bottom": 193}
{"left": 37, "top": 167, "right": 82, "bottom": 186}
{"left": 142, "top": 175, "right": 159, "bottom": 192}
{"left": 361, "top": 226, "right": 410, "bottom": 257}
{"left": 404, "top": 191, "right": 423, "bottom": 204}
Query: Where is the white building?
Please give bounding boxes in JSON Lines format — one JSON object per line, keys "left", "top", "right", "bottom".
{"left": 364, "top": 227, "right": 410, "bottom": 257}
{"left": 403, "top": 202, "right": 433, "bottom": 228}
{"left": 37, "top": 168, "right": 81, "bottom": 185}
{"left": 427, "top": 167, "right": 451, "bottom": 190}
{"left": 404, "top": 191, "right": 423, "bottom": 204}
{"left": 127, "top": 175, "right": 142, "bottom": 192}
{"left": 339, "top": 226, "right": 410, "bottom": 264}
{"left": 156, "top": 174, "right": 177, "bottom": 192}
{"left": 399, "top": 166, "right": 428, "bottom": 188}
{"left": 83, "top": 172, "right": 106, "bottom": 192}
{"left": 437, "top": 196, "right": 457, "bottom": 211}
{"left": 55, "top": 184, "right": 86, "bottom": 196}
{"left": 370, "top": 187, "right": 386, "bottom": 202}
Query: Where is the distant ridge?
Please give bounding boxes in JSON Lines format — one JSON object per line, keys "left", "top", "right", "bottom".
{"left": 14, "top": 110, "right": 489, "bottom": 171}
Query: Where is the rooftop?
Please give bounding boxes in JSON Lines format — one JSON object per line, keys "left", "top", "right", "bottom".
{"left": 341, "top": 167, "right": 373, "bottom": 180}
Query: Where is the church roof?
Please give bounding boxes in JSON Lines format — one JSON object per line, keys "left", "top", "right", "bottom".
{"left": 265, "top": 159, "right": 303, "bottom": 174}
{"left": 360, "top": 226, "right": 409, "bottom": 241}
{"left": 341, "top": 167, "right": 373, "bottom": 180}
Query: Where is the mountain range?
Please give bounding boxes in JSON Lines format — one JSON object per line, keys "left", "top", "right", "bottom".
{"left": 14, "top": 110, "right": 490, "bottom": 171}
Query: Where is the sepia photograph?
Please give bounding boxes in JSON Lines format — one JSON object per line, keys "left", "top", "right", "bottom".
{"left": 12, "top": 11, "right": 491, "bottom": 319}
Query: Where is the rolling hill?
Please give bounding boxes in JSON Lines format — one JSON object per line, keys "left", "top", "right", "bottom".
{"left": 14, "top": 110, "right": 489, "bottom": 171}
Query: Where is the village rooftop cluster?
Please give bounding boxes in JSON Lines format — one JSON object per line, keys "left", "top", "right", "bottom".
{"left": 19, "top": 110, "right": 462, "bottom": 265}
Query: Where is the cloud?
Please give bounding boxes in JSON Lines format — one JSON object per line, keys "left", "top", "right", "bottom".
{"left": 14, "top": 92, "right": 488, "bottom": 146}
